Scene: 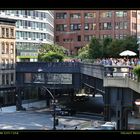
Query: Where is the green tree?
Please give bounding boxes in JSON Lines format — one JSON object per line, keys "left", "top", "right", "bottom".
{"left": 78, "top": 35, "right": 138, "bottom": 60}
{"left": 88, "top": 37, "right": 102, "bottom": 59}
{"left": 78, "top": 44, "right": 89, "bottom": 59}
{"left": 120, "top": 36, "right": 138, "bottom": 52}
{"left": 38, "top": 44, "right": 66, "bottom": 62}
{"left": 102, "top": 37, "right": 113, "bottom": 58}
{"left": 109, "top": 39, "right": 124, "bottom": 58}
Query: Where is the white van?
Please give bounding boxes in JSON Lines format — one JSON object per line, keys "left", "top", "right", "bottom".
{"left": 101, "top": 122, "right": 116, "bottom": 130}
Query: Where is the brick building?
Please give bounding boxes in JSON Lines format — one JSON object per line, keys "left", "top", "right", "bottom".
{"left": 54, "top": 10, "right": 140, "bottom": 55}
{"left": 0, "top": 18, "right": 16, "bottom": 106}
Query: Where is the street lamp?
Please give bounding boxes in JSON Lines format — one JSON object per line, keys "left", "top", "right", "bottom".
{"left": 41, "top": 85, "right": 57, "bottom": 130}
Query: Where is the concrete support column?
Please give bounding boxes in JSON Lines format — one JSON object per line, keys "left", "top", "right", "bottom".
{"left": 16, "top": 87, "right": 22, "bottom": 111}
{"left": 104, "top": 88, "right": 111, "bottom": 121}
{"left": 115, "top": 88, "right": 129, "bottom": 130}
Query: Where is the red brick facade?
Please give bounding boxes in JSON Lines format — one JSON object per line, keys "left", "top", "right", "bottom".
{"left": 54, "top": 10, "right": 139, "bottom": 55}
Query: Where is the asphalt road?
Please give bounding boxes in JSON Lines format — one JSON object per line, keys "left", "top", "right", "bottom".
{"left": 0, "top": 109, "right": 100, "bottom": 130}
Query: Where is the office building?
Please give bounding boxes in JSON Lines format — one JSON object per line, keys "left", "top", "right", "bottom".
{"left": 0, "top": 18, "right": 16, "bottom": 106}
{"left": 0, "top": 10, "right": 54, "bottom": 62}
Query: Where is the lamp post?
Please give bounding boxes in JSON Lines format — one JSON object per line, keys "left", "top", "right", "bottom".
{"left": 41, "top": 85, "right": 57, "bottom": 130}
{"left": 53, "top": 95, "right": 56, "bottom": 130}
{"left": 34, "top": 68, "right": 57, "bottom": 130}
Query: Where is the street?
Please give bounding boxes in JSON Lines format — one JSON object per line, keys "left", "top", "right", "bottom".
{"left": 0, "top": 109, "right": 99, "bottom": 130}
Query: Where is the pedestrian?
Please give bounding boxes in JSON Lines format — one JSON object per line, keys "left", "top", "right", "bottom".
{"left": 75, "top": 126, "right": 77, "bottom": 130}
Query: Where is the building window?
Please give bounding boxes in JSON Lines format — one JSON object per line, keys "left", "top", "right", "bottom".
{"left": 115, "top": 22, "right": 128, "bottom": 30}
{"left": 6, "top": 43, "right": 9, "bottom": 54}
{"left": 84, "top": 23, "right": 89, "bottom": 30}
{"left": 120, "top": 22, "right": 123, "bottom": 29}
{"left": 84, "top": 35, "right": 94, "bottom": 41}
{"left": 2, "top": 74, "right": 5, "bottom": 85}
{"left": 115, "top": 34, "right": 119, "bottom": 39}
{"left": 100, "top": 34, "right": 111, "bottom": 39}
{"left": 2, "top": 59, "right": 5, "bottom": 69}
{"left": 70, "top": 24, "right": 81, "bottom": 31}
{"left": 77, "top": 35, "right": 81, "bottom": 41}
{"left": 6, "top": 74, "right": 9, "bottom": 85}
{"left": 100, "top": 11, "right": 112, "bottom": 18}
{"left": 116, "top": 11, "right": 127, "bottom": 17}
{"left": 132, "top": 23, "right": 137, "bottom": 30}
{"left": 56, "top": 36, "right": 59, "bottom": 42}
{"left": 115, "top": 22, "right": 119, "bottom": 29}
{"left": 10, "top": 28, "right": 14, "bottom": 37}
{"left": 6, "top": 28, "right": 9, "bottom": 38}
{"left": 11, "top": 73, "right": 14, "bottom": 84}
{"left": 2, "top": 28, "right": 5, "bottom": 37}
{"left": 123, "top": 22, "right": 128, "bottom": 29}
{"left": 2, "top": 42, "right": 5, "bottom": 54}
{"left": 120, "top": 35, "right": 123, "bottom": 39}
{"left": 123, "top": 11, "right": 127, "bottom": 17}
{"left": 56, "top": 13, "right": 67, "bottom": 19}
{"left": 91, "top": 23, "right": 96, "bottom": 30}
{"left": 132, "top": 11, "right": 137, "bottom": 17}
{"left": 10, "top": 59, "right": 14, "bottom": 69}
{"left": 84, "top": 12, "right": 96, "bottom": 18}
{"left": 99, "top": 22, "right": 112, "bottom": 30}
{"left": 115, "top": 34, "right": 125, "bottom": 39}
{"left": 10, "top": 43, "right": 14, "bottom": 54}
{"left": 5, "top": 59, "right": 9, "bottom": 69}
{"left": 56, "top": 24, "right": 67, "bottom": 31}
{"left": 70, "top": 13, "right": 81, "bottom": 19}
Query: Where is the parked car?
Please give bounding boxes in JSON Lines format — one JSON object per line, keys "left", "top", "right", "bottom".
{"left": 100, "top": 122, "right": 116, "bottom": 130}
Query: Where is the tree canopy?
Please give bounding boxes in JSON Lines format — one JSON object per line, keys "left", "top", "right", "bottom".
{"left": 38, "top": 44, "right": 66, "bottom": 62}
{"left": 78, "top": 36, "right": 138, "bottom": 59}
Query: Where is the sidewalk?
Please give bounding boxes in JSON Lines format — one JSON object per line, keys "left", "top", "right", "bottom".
{"left": 0, "top": 106, "right": 47, "bottom": 113}
{"left": 0, "top": 100, "right": 46, "bottom": 113}
{"left": 0, "top": 105, "right": 16, "bottom": 113}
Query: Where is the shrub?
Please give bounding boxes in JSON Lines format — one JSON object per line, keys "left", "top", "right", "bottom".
{"left": 133, "top": 65, "right": 140, "bottom": 82}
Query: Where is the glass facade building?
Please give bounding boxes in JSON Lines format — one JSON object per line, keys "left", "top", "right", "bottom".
{"left": 0, "top": 10, "right": 54, "bottom": 62}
